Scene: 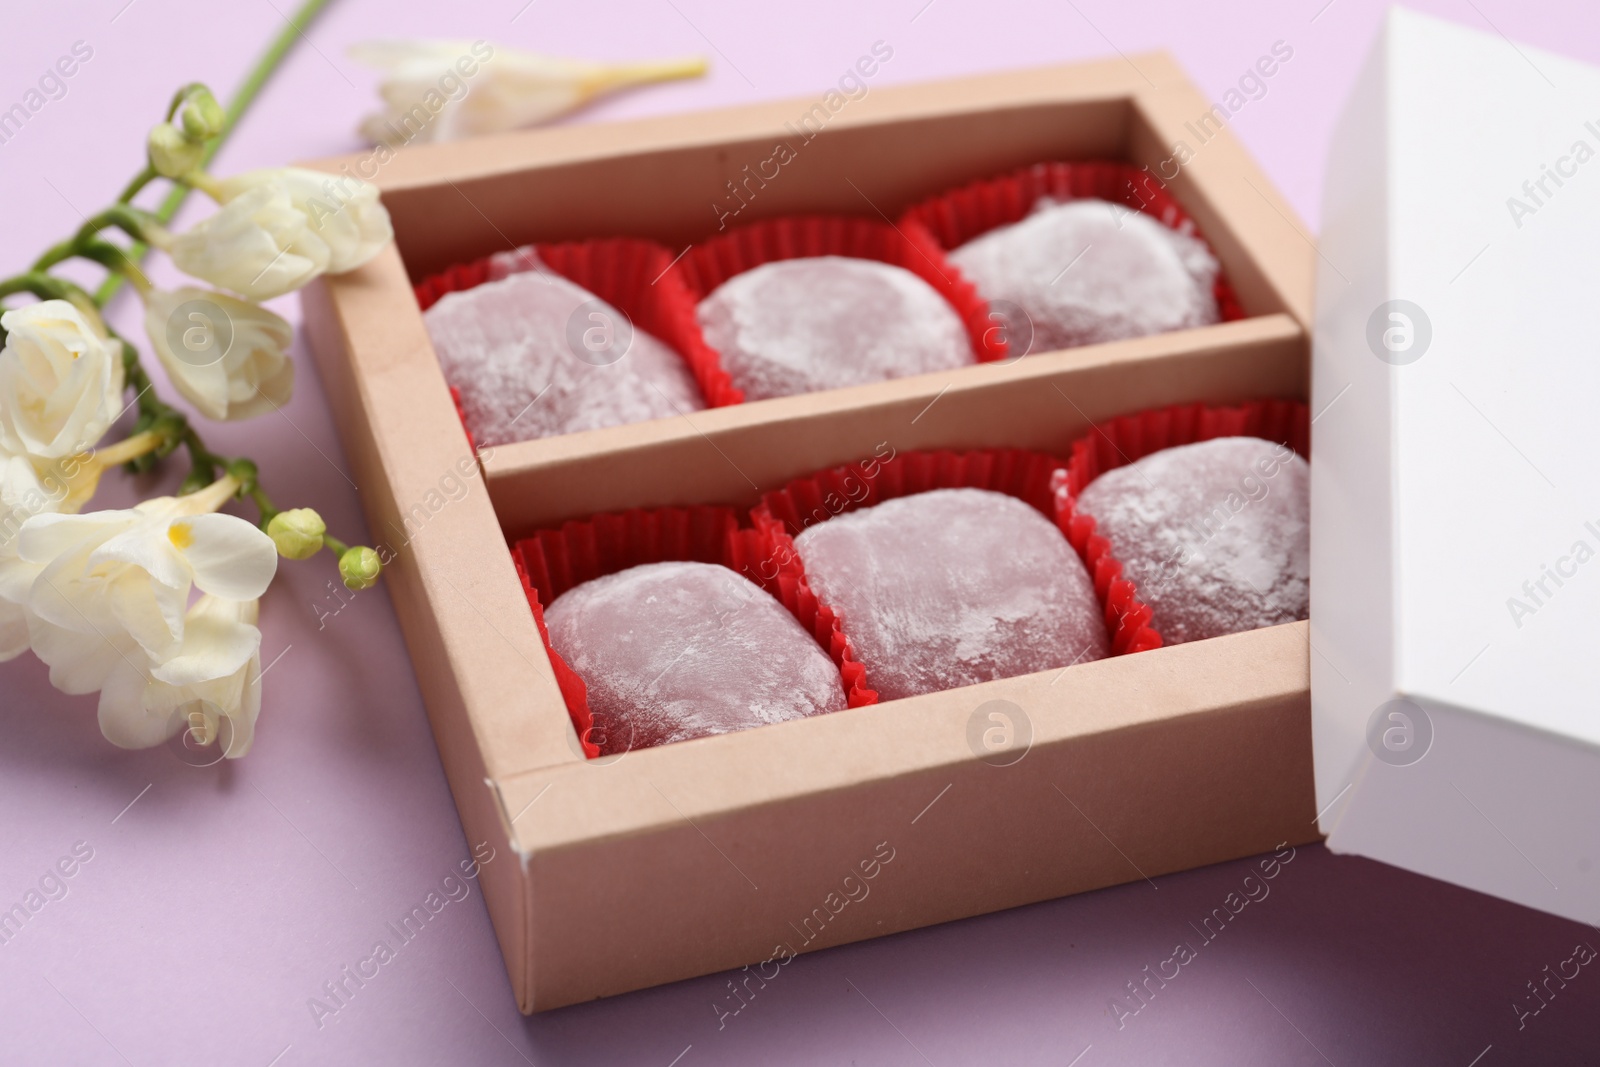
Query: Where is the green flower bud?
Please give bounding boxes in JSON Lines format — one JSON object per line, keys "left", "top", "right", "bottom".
{"left": 268, "top": 508, "right": 326, "bottom": 560}
{"left": 147, "top": 123, "right": 204, "bottom": 179}
{"left": 339, "top": 546, "right": 381, "bottom": 591}
{"left": 176, "top": 86, "right": 226, "bottom": 142}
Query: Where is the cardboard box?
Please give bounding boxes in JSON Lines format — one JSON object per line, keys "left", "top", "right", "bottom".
{"left": 302, "top": 54, "right": 1319, "bottom": 1011}
{"left": 1312, "top": 10, "right": 1600, "bottom": 929}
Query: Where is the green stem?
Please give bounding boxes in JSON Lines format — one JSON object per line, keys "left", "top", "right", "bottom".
{"left": 0, "top": 273, "right": 100, "bottom": 323}
{"left": 91, "top": 0, "right": 335, "bottom": 308}
{"left": 32, "top": 206, "right": 161, "bottom": 273}
{"left": 0, "top": 273, "right": 68, "bottom": 302}
{"left": 114, "top": 165, "right": 159, "bottom": 206}
{"left": 248, "top": 485, "right": 278, "bottom": 527}
{"left": 74, "top": 240, "right": 152, "bottom": 293}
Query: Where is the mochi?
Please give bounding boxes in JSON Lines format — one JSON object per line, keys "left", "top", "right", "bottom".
{"left": 696, "top": 256, "right": 974, "bottom": 400}
{"left": 1075, "top": 437, "right": 1309, "bottom": 644}
{"left": 425, "top": 265, "right": 704, "bottom": 447}
{"left": 792, "top": 488, "right": 1108, "bottom": 701}
{"left": 544, "top": 561, "right": 846, "bottom": 753}
{"left": 948, "top": 197, "right": 1220, "bottom": 353}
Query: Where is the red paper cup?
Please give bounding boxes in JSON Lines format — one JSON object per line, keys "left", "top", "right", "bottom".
{"left": 1054, "top": 397, "right": 1310, "bottom": 651}
{"left": 413, "top": 238, "right": 742, "bottom": 444}
{"left": 510, "top": 505, "right": 739, "bottom": 759}
{"left": 900, "top": 161, "right": 1248, "bottom": 361}
{"left": 742, "top": 447, "right": 1162, "bottom": 697}
{"left": 447, "top": 385, "right": 475, "bottom": 452}
{"left": 666, "top": 214, "right": 994, "bottom": 384}
{"left": 1059, "top": 398, "right": 1310, "bottom": 495}
{"left": 510, "top": 504, "right": 868, "bottom": 757}
{"left": 726, "top": 526, "right": 879, "bottom": 709}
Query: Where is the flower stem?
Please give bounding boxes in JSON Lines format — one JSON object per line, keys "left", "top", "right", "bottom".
{"left": 93, "top": 430, "right": 165, "bottom": 467}
{"left": 91, "top": 0, "right": 336, "bottom": 308}
{"left": 181, "top": 473, "right": 244, "bottom": 514}
{"left": 75, "top": 240, "right": 152, "bottom": 294}
{"left": 187, "top": 171, "right": 226, "bottom": 202}
{"left": 114, "top": 165, "right": 159, "bottom": 205}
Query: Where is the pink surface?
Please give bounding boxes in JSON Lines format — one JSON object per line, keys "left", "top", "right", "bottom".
{"left": 2, "top": 1, "right": 1598, "bottom": 1063}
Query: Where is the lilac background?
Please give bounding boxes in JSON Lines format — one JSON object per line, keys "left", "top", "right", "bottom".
{"left": 3, "top": 1, "right": 1599, "bottom": 1064}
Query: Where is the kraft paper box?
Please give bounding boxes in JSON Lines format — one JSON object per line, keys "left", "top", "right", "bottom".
{"left": 303, "top": 53, "right": 1319, "bottom": 1011}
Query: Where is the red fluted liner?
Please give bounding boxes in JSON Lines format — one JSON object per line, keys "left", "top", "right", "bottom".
{"left": 899, "top": 161, "right": 1248, "bottom": 358}
{"left": 667, "top": 214, "right": 995, "bottom": 373}
{"left": 1054, "top": 398, "right": 1310, "bottom": 654}
{"left": 1059, "top": 398, "right": 1310, "bottom": 498}
{"left": 511, "top": 551, "right": 598, "bottom": 759}
{"left": 413, "top": 237, "right": 742, "bottom": 418}
{"left": 726, "top": 528, "right": 878, "bottom": 710}
{"left": 448, "top": 386, "right": 475, "bottom": 452}
{"left": 745, "top": 448, "right": 1163, "bottom": 686}
{"left": 508, "top": 506, "right": 740, "bottom": 760}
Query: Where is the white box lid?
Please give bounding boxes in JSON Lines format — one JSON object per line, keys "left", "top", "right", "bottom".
{"left": 1312, "top": 7, "right": 1600, "bottom": 924}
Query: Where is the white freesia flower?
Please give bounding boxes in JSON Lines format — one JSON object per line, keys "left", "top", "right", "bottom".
{"left": 350, "top": 40, "right": 707, "bottom": 146}
{"left": 0, "top": 300, "right": 125, "bottom": 461}
{"left": 0, "top": 449, "right": 106, "bottom": 658}
{"left": 169, "top": 182, "right": 331, "bottom": 300}
{"left": 98, "top": 595, "right": 263, "bottom": 756}
{"left": 0, "top": 456, "right": 52, "bottom": 659}
{"left": 17, "top": 494, "right": 277, "bottom": 694}
{"left": 218, "top": 168, "right": 392, "bottom": 274}
{"left": 144, "top": 287, "right": 294, "bottom": 420}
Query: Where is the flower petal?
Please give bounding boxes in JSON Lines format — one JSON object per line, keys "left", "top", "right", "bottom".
{"left": 0, "top": 599, "right": 30, "bottom": 661}
{"left": 27, "top": 614, "right": 132, "bottom": 694}
{"left": 180, "top": 513, "right": 278, "bottom": 600}
{"left": 93, "top": 518, "right": 193, "bottom": 592}
{"left": 17, "top": 509, "right": 133, "bottom": 565}
{"left": 226, "top": 655, "right": 261, "bottom": 758}
{"left": 97, "top": 660, "right": 176, "bottom": 750}
{"left": 150, "top": 609, "right": 260, "bottom": 687}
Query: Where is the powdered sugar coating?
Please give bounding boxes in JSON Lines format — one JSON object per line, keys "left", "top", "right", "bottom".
{"left": 793, "top": 488, "right": 1109, "bottom": 701}
{"left": 696, "top": 256, "right": 975, "bottom": 400}
{"left": 1075, "top": 437, "right": 1309, "bottom": 644}
{"left": 424, "top": 266, "right": 704, "bottom": 447}
{"left": 544, "top": 561, "right": 847, "bottom": 753}
{"left": 948, "top": 197, "right": 1220, "bottom": 353}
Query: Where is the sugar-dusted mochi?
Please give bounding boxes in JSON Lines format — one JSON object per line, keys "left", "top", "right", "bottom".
{"left": 1075, "top": 437, "right": 1309, "bottom": 644}
{"left": 695, "top": 256, "right": 975, "bottom": 400}
{"left": 424, "top": 267, "right": 704, "bottom": 447}
{"left": 792, "top": 488, "right": 1109, "bottom": 701}
{"left": 948, "top": 197, "right": 1220, "bottom": 353}
{"left": 544, "top": 561, "right": 847, "bottom": 753}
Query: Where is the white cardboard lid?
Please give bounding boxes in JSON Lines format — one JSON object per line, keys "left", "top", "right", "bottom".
{"left": 1312, "top": 7, "right": 1600, "bottom": 924}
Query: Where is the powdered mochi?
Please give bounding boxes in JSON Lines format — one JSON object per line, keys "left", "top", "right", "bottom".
{"left": 1075, "top": 437, "right": 1309, "bottom": 644}
{"left": 424, "top": 267, "right": 704, "bottom": 447}
{"left": 792, "top": 488, "right": 1108, "bottom": 701}
{"left": 948, "top": 198, "right": 1220, "bottom": 353}
{"left": 696, "top": 256, "right": 975, "bottom": 400}
{"left": 544, "top": 561, "right": 846, "bottom": 753}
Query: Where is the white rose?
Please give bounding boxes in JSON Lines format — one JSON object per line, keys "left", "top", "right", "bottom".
{"left": 219, "top": 167, "right": 392, "bottom": 274}
{"left": 350, "top": 40, "right": 706, "bottom": 145}
{"left": 18, "top": 497, "right": 277, "bottom": 694}
{"left": 169, "top": 182, "right": 331, "bottom": 300}
{"left": 144, "top": 287, "right": 295, "bottom": 420}
{"left": 0, "top": 300, "right": 125, "bottom": 461}
{"left": 98, "top": 595, "right": 263, "bottom": 756}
